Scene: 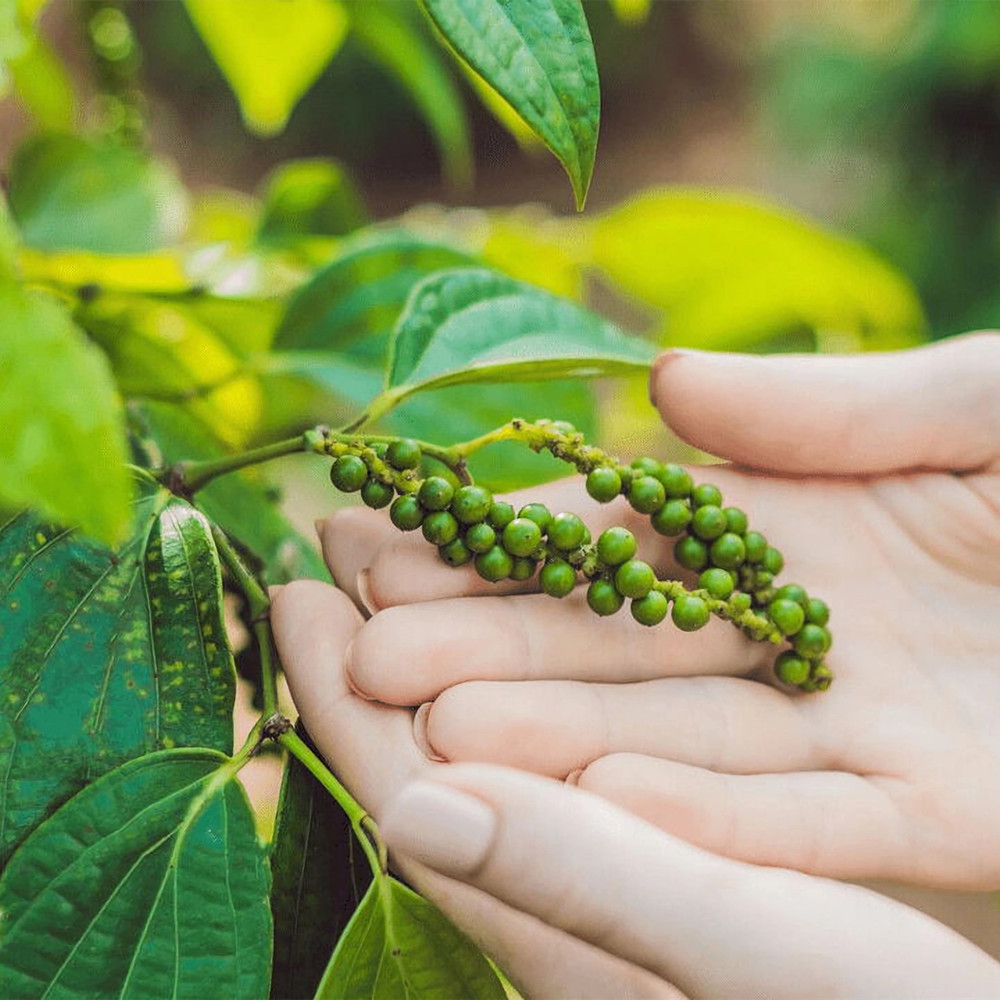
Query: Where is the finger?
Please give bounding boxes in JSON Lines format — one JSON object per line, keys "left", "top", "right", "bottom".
{"left": 346, "top": 591, "right": 767, "bottom": 705}
{"left": 316, "top": 506, "right": 396, "bottom": 608}
{"left": 576, "top": 754, "right": 913, "bottom": 882}
{"left": 650, "top": 332, "right": 1000, "bottom": 474}
{"left": 418, "top": 676, "right": 823, "bottom": 778}
{"left": 381, "top": 765, "right": 1000, "bottom": 999}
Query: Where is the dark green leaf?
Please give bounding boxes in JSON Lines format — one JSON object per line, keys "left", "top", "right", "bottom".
{"left": 0, "top": 478, "right": 235, "bottom": 865}
{"left": 420, "top": 0, "right": 599, "bottom": 207}
{"left": 8, "top": 133, "right": 186, "bottom": 253}
{"left": 0, "top": 749, "right": 272, "bottom": 999}
{"left": 316, "top": 876, "right": 505, "bottom": 999}
{"left": 0, "top": 282, "right": 132, "bottom": 544}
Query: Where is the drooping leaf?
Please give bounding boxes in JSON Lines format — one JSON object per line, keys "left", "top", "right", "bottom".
{"left": 420, "top": 0, "right": 600, "bottom": 208}
{"left": 183, "top": 0, "right": 349, "bottom": 135}
{"left": 0, "top": 282, "right": 131, "bottom": 544}
{"left": 0, "top": 478, "right": 235, "bottom": 864}
{"left": 590, "top": 189, "right": 927, "bottom": 351}
{"left": 316, "top": 876, "right": 505, "bottom": 999}
{"left": 270, "top": 736, "right": 371, "bottom": 1000}
{"left": 8, "top": 133, "right": 186, "bottom": 253}
{"left": 0, "top": 749, "right": 271, "bottom": 999}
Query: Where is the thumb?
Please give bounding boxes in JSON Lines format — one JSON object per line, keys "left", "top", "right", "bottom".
{"left": 649, "top": 332, "right": 1000, "bottom": 475}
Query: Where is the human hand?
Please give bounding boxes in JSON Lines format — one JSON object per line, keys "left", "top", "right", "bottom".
{"left": 270, "top": 581, "right": 1000, "bottom": 1000}
{"left": 319, "top": 333, "right": 1000, "bottom": 889}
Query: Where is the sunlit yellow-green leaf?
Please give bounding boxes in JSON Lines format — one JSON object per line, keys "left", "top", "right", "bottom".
{"left": 183, "top": 0, "right": 349, "bottom": 135}
{"left": 8, "top": 30, "right": 75, "bottom": 129}
{"left": 17, "top": 248, "right": 190, "bottom": 294}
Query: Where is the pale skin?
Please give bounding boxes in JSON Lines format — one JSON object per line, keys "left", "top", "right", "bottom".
{"left": 271, "top": 333, "right": 1000, "bottom": 996}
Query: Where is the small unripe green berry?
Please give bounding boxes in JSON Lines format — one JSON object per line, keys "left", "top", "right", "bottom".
{"left": 465, "top": 522, "right": 497, "bottom": 554}
{"left": 775, "top": 584, "right": 809, "bottom": 608}
{"left": 768, "top": 598, "right": 806, "bottom": 636}
{"left": 418, "top": 476, "right": 454, "bottom": 512}
{"left": 438, "top": 538, "right": 471, "bottom": 567}
{"left": 596, "top": 526, "right": 636, "bottom": 566}
{"left": 370, "top": 442, "right": 388, "bottom": 459}
{"left": 691, "top": 483, "right": 723, "bottom": 508}
{"left": 540, "top": 559, "right": 577, "bottom": 598}
{"left": 775, "top": 651, "right": 810, "bottom": 686}
{"left": 743, "top": 531, "right": 768, "bottom": 563}
{"left": 729, "top": 592, "right": 752, "bottom": 614}
{"left": 587, "top": 578, "right": 624, "bottom": 616}
{"left": 674, "top": 535, "right": 708, "bottom": 571}
{"left": 631, "top": 456, "right": 661, "bottom": 476}
{"left": 451, "top": 485, "right": 493, "bottom": 524}
{"left": 361, "top": 479, "right": 394, "bottom": 509}
{"left": 548, "top": 512, "right": 586, "bottom": 551}
{"left": 709, "top": 532, "right": 746, "bottom": 569}
{"left": 386, "top": 438, "right": 422, "bottom": 470}
{"left": 389, "top": 494, "right": 423, "bottom": 531}
{"left": 699, "top": 567, "right": 734, "bottom": 600}
{"left": 723, "top": 507, "right": 748, "bottom": 535}
{"left": 657, "top": 463, "right": 693, "bottom": 499}
{"left": 502, "top": 517, "right": 543, "bottom": 558}
{"left": 629, "top": 475, "right": 666, "bottom": 514}
{"left": 763, "top": 546, "right": 785, "bottom": 575}
{"left": 518, "top": 503, "right": 552, "bottom": 533}
{"left": 614, "top": 559, "right": 656, "bottom": 599}
{"left": 422, "top": 511, "right": 458, "bottom": 546}
{"left": 330, "top": 455, "right": 368, "bottom": 492}
{"left": 475, "top": 545, "right": 513, "bottom": 582}
{"left": 586, "top": 467, "right": 622, "bottom": 503}
{"left": 753, "top": 570, "right": 774, "bottom": 588}
{"left": 651, "top": 499, "right": 692, "bottom": 536}
{"left": 631, "top": 590, "right": 668, "bottom": 626}
{"left": 793, "top": 623, "right": 832, "bottom": 658}
{"left": 509, "top": 557, "right": 537, "bottom": 581}
{"left": 488, "top": 501, "right": 515, "bottom": 530}
{"left": 672, "top": 594, "right": 710, "bottom": 632}
{"left": 691, "top": 504, "right": 727, "bottom": 541}
{"left": 805, "top": 598, "right": 830, "bottom": 626}
{"left": 812, "top": 664, "right": 833, "bottom": 690}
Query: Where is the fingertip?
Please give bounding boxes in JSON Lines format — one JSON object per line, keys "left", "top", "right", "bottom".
{"left": 649, "top": 348, "right": 699, "bottom": 412}
{"left": 413, "top": 702, "right": 449, "bottom": 762}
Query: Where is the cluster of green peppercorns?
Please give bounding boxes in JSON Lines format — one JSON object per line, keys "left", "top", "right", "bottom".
{"left": 324, "top": 420, "right": 832, "bottom": 692}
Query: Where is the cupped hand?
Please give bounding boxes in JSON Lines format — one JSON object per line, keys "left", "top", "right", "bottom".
{"left": 319, "top": 333, "right": 1000, "bottom": 889}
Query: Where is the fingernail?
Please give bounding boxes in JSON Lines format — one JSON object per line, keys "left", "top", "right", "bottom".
{"left": 565, "top": 767, "right": 584, "bottom": 786}
{"left": 356, "top": 570, "right": 380, "bottom": 615}
{"left": 649, "top": 349, "right": 698, "bottom": 408}
{"left": 381, "top": 781, "right": 497, "bottom": 876}
{"left": 343, "top": 639, "right": 376, "bottom": 702}
{"left": 413, "top": 703, "right": 449, "bottom": 762}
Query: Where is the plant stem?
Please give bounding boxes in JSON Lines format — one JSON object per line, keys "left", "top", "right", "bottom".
{"left": 231, "top": 714, "right": 269, "bottom": 767}
{"left": 173, "top": 434, "right": 310, "bottom": 493}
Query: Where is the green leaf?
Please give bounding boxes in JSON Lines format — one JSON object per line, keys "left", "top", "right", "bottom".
{"left": 0, "top": 749, "right": 271, "bottom": 999}
{"left": 350, "top": 3, "right": 473, "bottom": 189}
{"left": 384, "top": 267, "right": 654, "bottom": 401}
{"left": 420, "top": 0, "right": 600, "bottom": 208}
{"left": 9, "top": 30, "right": 76, "bottom": 130}
{"left": 8, "top": 133, "right": 186, "bottom": 253}
{"left": 0, "top": 283, "right": 131, "bottom": 544}
{"left": 184, "top": 0, "right": 348, "bottom": 135}
{"left": 270, "top": 740, "right": 371, "bottom": 999}
{"left": 0, "top": 478, "right": 236, "bottom": 864}
{"left": 316, "top": 876, "right": 505, "bottom": 999}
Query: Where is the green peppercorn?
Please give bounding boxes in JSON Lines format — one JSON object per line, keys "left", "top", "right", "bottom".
{"left": 691, "top": 504, "right": 727, "bottom": 541}
{"left": 451, "top": 485, "right": 493, "bottom": 524}
{"left": 586, "top": 466, "right": 622, "bottom": 503}
{"left": 360, "top": 479, "right": 394, "bottom": 509}
{"left": 775, "top": 651, "right": 810, "bottom": 686}
{"left": 805, "top": 598, "right": 830, "bottom": 626}
{"left": 439, "top": 538, "right": 471, "bottom": 567}
{"left": 422, "top": 510, "right": 459, "bottom": 546}
{"left": 465, "top": 522, "right": 497, "bottom": 554}
{"left": 488, "top": 501, "right": 516, "bottom": 530}
{"left": 509, "top": 557, "right": 537, "bottom": 581}
{"left": 370, "top": 442, "right": 389, "bottom": 459}
{"left": 674, "top": 535, "right": 708, "bottom": 571}
{"left": 811, "top": 664, "right": 833, "bottom": 690}
{"left": 540, "top": 559, "right": 577, "bottom": 598}
{"left": 518, "top": 503, "right": 552, "bottom": 533}
{"left": 386, "top": 438, "right": 422, "bottom": 470}
{"left": 418, "top": 476, "right": 454, "bottom": 512}
{"left": 548, "top": 512, "right": 586, "bottom": 551}
{"left": 743, "top": 531, "right": 768, "bottom": 563}
{"left": 651, "top": 499, "right": 692, "bottom": 536}
{"left": 503, "top": 517, "right": 543, "bottom": 558}
{"left": 629, "top": 475, "right": 666, "bottom": 514}
{"left": 775, "top": 584, "right": 809, "bottom": 608}
{"left": 709, "top": 532, "right": 746, "bottom": 570}
{"left": 768, "top": 598, "right": 806, "bottom": 636}
{"left": 330, "top": 455, "right": 368, "bottom": 492}
{"left": 475, "top": 545, "right": 513, "bottom": 582}
{"left": 729, "top": 592, "right": 752, "bottom": 615}
{"left": 723, "top": 507, "right": 748, "bottom": 535}
{"left": 587, "top": 578, "right": 624, "bottom": 616}
{"left": 753, "top": 570, "right": 774, "bottom": 588}
{"left": 793, "top": 623, "right": 831, "bottom": 658}
{"left": 596, "top": 526, "right": 637, "bottom": 566}
{"left": 699, "top": 567, "right": 734, "bottom": 600}
{"left": 389, "top": 495, "right": 423, "bottom": 531}
{"left": 657, "top": 463, "right": 693, "bottom": 499}
{"left": 763, "top": 546, "right": 785, "bottom": 575}
{"left": 672, "top": 594, "right": 710, "bottom": 631}
{"left": 691, "top": 483, "right": 723, "bottom": 508}
{"left": 631, "top": 590, "right": 668, "bottom": 626}
{"left": 631, "top": 457, "right": 662, "bottom": 476}
{"left": 614, "top": 559, "right": 655, "bottom": 599}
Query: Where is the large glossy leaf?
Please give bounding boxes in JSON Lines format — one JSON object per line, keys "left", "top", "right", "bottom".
{"left": 316, "top": 876, "right": 505, "bottom": 999}
{"left": 270, "top": 739, "right": 371, "bottom": 999}
{"left": 420, "top": 0, "right": 599, "bottom": 208}
{"left": 0, "top": 282, "right": 131, "bottom": 544}
{"left": 590, "top": 189, "right": 927, "bottom": 351}
{"left": 0, "top": 749, "right": 271, "bottom": 999}
{"left": 0, "top": 478, "right": 235, "bottom": 864}
{"left": 8, "top": 133, "right": 186, "bottom": 253}
{"left": 184, "top": 0, "right": 348, "bottom": 135}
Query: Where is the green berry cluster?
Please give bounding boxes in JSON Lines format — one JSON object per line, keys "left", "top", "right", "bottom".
{"left": 322, "top": 422, "right": 832, "bottom": 692}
